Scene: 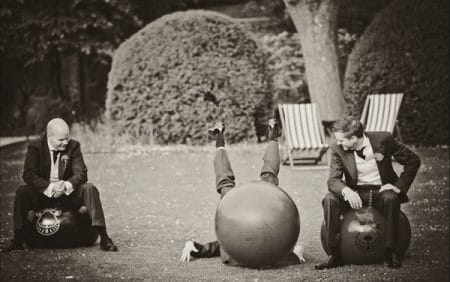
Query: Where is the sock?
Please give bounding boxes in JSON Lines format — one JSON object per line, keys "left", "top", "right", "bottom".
{"left": 215, "top": 132, "right": 225, "bottom": 148}
{"left": 268, "top": 128, "right": 279, "bottom": 141}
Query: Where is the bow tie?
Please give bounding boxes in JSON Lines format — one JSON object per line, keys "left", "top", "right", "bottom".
{"left": 355, "top": 147, "right": 366, "bottom": 159}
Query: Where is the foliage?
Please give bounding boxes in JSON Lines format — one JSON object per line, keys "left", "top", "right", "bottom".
{"left": 70, "top": 117, "right": 133, "bottom": 153}
{"left": 23, "top": 96, "right": 79, "bottom": 135}
{"left": 106, "top": 10, "right": 272, "bottom": 145}
{"left": 344, "top": 0, "right": 449, "bottom": 145}
{"left": 257, "top": 29, "right": 358, "bottom": 104}
{"left": 0, "top": 0, "right": 142, "bottom": 65}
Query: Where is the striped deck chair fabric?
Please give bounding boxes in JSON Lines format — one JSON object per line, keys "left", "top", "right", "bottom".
{"left": 278, "top": 104, "right": 329, "bottom": 169}
{"left": 360, "top": 93, "right": 403, "bottom": 133}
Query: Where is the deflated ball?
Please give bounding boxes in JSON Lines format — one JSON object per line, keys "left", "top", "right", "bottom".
{"left": 215, "top": 181, "right": 300, "bottom": 268}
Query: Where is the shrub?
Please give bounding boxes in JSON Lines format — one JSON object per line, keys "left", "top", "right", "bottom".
{"left": 344, "top": 0, "right": 449, "bottom": 145}
{"left": 70, "top": 116, "right": 132, "bottom": 153}
{"left": 106, "top": 10, "right": 272, "bottom": 145}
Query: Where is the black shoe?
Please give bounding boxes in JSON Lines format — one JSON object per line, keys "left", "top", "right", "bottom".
{"left": 208, "top": 121, "right": 225, "bottom": 138}
{"left": 314, "top": 254, "right": 342, "bottom": 270}
{"left": 385, "top": 249, "right": 402, "bottom": 268}
{"left": 267, "top": 118, "right": 281, "bottom": 140}
{"left": 100, "top": 237, "right": 118, "bottom": 252}
{"left": 3, "top": 239, "right": 24, "bottom": 253}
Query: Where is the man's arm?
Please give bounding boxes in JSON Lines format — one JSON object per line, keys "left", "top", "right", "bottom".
{"left": 65, "top": 141, "right": 88, "bottom": 188}
{"left": 191, "top": 240, "right": 220, "bottom": 258}
{"left": 389, "top": 134, "right": 421, "bottom": 195}
{"left": 22, "top": 144, "right": 50, "bottom": 192}
{"left": 327, "top": 145, "right": 347, "bottom": 195}
{"left": 180, "top": 240, "right": 220, "bottom": 262}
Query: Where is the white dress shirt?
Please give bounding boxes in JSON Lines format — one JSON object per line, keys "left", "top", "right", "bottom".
{"left": 355, "top": 135, "right": 382, "bottom": 186}
{"left": 43, "top": 141, "right": 74, "bottom": 198}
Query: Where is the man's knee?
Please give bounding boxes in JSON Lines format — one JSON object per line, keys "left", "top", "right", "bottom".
{"left": 379, "top": 190, "right": 400, "bottom": 204}
{"left": 322, "top": 192, "right": 339, "bottom": 207}
{"left": 79, "top": 183, "right": 99, "bottom": 196}
{"left": 16, "top": 185, "right": 34, "bottom": 199}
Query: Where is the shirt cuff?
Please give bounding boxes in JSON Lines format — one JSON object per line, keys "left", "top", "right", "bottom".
{"left": 43, "top": 183, "right": 55, "bottom": 198}
{"left": 64, "top": 181, "right": 74, "bottom": 195}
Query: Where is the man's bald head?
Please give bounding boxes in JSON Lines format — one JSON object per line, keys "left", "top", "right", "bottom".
{"left": 47, "top": 118, "right": 70, "bottom": 151}
{"left": 47, "top": 118, "right": 69, "bottom": 137}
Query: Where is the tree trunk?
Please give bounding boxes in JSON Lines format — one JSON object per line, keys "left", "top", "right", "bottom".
{"left": 50, "top": 52, "right": 65, "bottom": 100}
{"left": 63, "top": 53, "right": 81, "bottom": 105}
{"left": 283, "top": 0, "right": 345, "bottom": 122}
{"left": 78, "top": 53, "right": 87, "bottom": 111}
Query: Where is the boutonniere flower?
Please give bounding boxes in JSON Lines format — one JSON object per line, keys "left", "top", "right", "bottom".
{"left": 61, "top": 155, "right": 69, "bottom": 163}
{"left": 374, "top": 152, "right": 384, "bottom": 161}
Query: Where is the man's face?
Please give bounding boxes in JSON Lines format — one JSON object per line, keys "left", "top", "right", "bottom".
{"left": 334, "top": 132, "right": 358, "bottom": 151}
{"left": 48, "top": 128, "right": 70, "bottom": 151}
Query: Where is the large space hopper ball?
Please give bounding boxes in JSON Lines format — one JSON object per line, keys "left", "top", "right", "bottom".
{"left": 215, "top": 181, "right": 300, "bottom": 268}
{"left": 320, "top": 191, "right": 411, "bottom": 264}
{"left": 24, "top": 207, "right": 98, "bottom": 248}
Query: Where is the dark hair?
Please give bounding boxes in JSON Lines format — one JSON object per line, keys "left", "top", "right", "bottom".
{"left": 332, "top": 117, "right": 364, "bottom": 138}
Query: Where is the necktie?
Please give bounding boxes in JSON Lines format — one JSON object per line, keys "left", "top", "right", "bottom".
{"left": 52, "top": 150, "right": 59, "bottom": 164}
{"left": 356, "top": 147, "right": 365, "bottom": 159}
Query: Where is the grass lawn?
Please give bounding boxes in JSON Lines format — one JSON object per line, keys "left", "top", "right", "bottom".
{"left": 0, "top": 142, "right": 448, "bottom": 281}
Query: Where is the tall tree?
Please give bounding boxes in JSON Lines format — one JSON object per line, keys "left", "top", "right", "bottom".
{"left": 282, "top": 0, "right": 345, "bottom": 122}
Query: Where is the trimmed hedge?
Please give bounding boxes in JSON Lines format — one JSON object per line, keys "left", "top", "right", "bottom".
{"left": 106, "top": 10, "right": 271, "bottom": 145}
{"left": 344, "top": 0, "right": 449, "bottom": 145}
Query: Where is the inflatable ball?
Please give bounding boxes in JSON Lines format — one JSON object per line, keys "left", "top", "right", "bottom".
{"left": 24, "top": 207, "right": 98, "bottom": 248}
{"left": 215, "top": 181, "right": 300, "bottom": 268}
{"left": 320, "top": 209, "right": 411, "bottom": 264}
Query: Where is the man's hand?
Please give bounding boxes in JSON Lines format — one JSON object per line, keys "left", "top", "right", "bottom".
{"left": 379, "top": 183, "right": 401, "bottom": 194}
{"left": 53, "top": 181, "right": 65, "bottom": 198}
{"left": 180, "top": 240, "right": 198, "bottom": 262}
{"left": 342, "top": 187, "right": 362, "bottom": 209}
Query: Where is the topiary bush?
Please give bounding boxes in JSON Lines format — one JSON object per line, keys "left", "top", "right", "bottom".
{"left": 106, "top": 10, "right": 272, "bottom": 145}
{"left": 344, "top": 0, "right": 449, "bottom": 145}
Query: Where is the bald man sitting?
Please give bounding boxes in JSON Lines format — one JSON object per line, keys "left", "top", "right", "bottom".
{"left": 4, "top": 118, "right": 117, "bottom": 252}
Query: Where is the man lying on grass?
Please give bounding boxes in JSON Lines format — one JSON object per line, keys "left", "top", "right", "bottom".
{"left": 180, "top": 120, "right": 305, "bottom": 267}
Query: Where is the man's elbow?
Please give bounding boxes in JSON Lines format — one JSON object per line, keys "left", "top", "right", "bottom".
{"left": 22, "top": 170, "right": 31, "bottom": 184}
{"left": 327, "top": 179, "right": 335, "bottom": 191}
{"left": 411, "top": 155, "right": 421, "bottom": 172}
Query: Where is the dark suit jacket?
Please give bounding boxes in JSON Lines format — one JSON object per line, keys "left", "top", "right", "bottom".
{"left": 327, "top": 131, "right": 420, "bottom": 203}
{"left": 22, "top": 135, "right": 88, "bottom": 193}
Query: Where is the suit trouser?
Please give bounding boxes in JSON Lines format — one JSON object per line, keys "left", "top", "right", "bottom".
{"left": 322, "top": 189, "right": 400, "bottom": 249}
{"left": 13, "top": 183, "right": 106, "bottom": 231}
{"left": 214, "top": 140, "right": 280, "bottom": 194}
{"left": 213, "top": 140, "right": 281, "bottom": 265}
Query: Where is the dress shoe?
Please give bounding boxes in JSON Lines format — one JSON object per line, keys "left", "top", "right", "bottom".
{"left": 100, "top": 237, "right": 118, "bottom": 252}
{"left": 385, "top": 249, "right": 402, "bottom": 268}
{"left": 314, "top": 254, "right": 342, "bottom": 270}
{"left": 208, "top": 121, "right": 225, "bottom": 138}
{"left": 267, "top": 118, "right": 281, "bottom": 140}
{"left": 3, "top": 239, "right": 24, "bottom": 253}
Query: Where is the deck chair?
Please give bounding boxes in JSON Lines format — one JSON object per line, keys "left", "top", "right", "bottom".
{"left": 360, "top": 93, "right": 403, "bottom": 141}
{"left": 278, "top": 103, "right": 329, "bottom": 170}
